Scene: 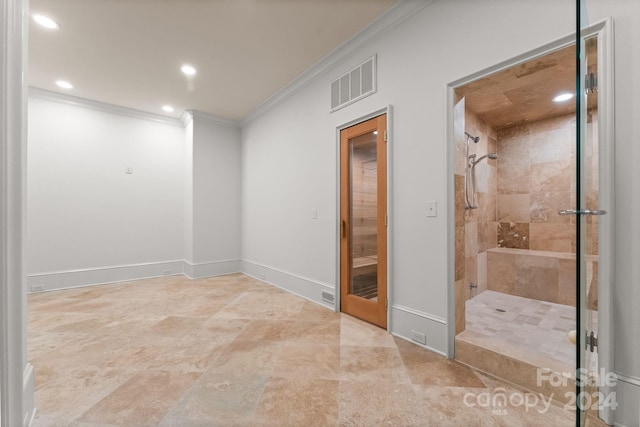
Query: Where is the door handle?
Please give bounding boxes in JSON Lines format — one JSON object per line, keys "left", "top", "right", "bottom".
{"left": 341, "top": 220, "right": 346, "bottom": 238}
{"left": 557, "top": 209, "right": 607, "bottom": 216}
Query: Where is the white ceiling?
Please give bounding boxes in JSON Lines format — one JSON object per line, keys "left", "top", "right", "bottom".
{"left": 29, "top": 0, "right": 398, "bottom": 121}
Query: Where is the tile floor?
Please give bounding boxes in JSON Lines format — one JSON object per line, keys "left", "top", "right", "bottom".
{"left": 29, "top": 273, "right": 577, "bottom": 426}
{"left": 465, "top": 290, "right": 576, "bottom": 371}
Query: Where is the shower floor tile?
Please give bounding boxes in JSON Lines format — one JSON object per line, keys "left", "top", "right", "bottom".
{"left": 465, "top": 290, "right": 577, "bottom": 372}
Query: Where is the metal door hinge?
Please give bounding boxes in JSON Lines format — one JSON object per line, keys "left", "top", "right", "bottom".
{"left": 585, "top": 72, "right": 597, "bottom": 93}
{"left": 385, "top": 298, "right": 388, "bottom": 310}
{"left": 385, "top": 214, "right": 388, "bottom": 227}
{"left": 586, "top": 330, "right": 598, "bottom": 353}
{"left": 384, "top": 130, "right": 388, "bottom": 142}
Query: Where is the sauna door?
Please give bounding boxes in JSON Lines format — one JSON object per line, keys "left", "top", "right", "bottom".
{"left": 340, "top": 114, "right": 387, "bottom": 329}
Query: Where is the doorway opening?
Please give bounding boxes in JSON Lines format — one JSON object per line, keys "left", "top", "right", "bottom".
{"left": 447, "top": 20, "right": 613, "bottom": 425}
{"left": 339, "top": 114, "right": 388, "bottom": 329}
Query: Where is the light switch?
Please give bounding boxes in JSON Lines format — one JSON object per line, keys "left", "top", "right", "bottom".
{"left": 125, "top": 166, "right": 133, "bottom": 175}
{"left": 426, "top": 201, "right": 437, "bottom": 217}
{"left": 311, "top": 208, "right": 318, "bottom": 219}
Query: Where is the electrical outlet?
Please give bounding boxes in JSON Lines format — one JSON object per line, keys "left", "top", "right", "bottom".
{"left": 411, "top": 330, "right": 427, "bottom": 345}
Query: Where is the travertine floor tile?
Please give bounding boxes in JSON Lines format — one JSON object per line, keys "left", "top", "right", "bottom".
{"left": 77, "top": 370, "right": 200, "bottom": 426}
{"left": 29, "top": 273, "right": 576, "bottom": 426}
{"left": 252, "top": 378, "right": 339, "bottom": 427}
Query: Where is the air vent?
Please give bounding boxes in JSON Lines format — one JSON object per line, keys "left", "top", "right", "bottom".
{"left": 321, "top": 291, "right": 335, "bottom": 304}
{"left": 330, "top": 55, "right": 377, "bottom": 112}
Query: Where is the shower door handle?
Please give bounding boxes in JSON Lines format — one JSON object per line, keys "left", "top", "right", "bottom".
{"left": 557, "top": 209, "right": 607, "bottom": 216}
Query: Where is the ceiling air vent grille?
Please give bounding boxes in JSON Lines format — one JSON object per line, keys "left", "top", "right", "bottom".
{"left": 330, "top": 55, "right": 377, "bottom": 113}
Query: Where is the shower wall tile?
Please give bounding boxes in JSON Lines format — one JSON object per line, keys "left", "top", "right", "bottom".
{"left": 587, "top": 259, "right": 598, "bottom": 311}
{"left": 477, "top": 192, "right": 496, "bottom": 223}
{"left": 497, "top": 194, "right": 530, "bottom": 223}
{"left": 454, "top": 99, "right": 466, "bottom": 175}
{"left": 486, "top": 251, "right": 516, "bottom": 295}
{"left": 454, "top": 174, "right": 465, "bottom": 227}
{"left": 530, "top": 160, "right": 573, "bottom": 193}
{"left": 477, "top": 252, "right": 487, "bottom": 294}
{"left": 529, "top": 223, "right": 572, "bottom": 252}
{"left": 455, "top": 225, "right": 465, "bottom": 281}
{"left": 495, "top": 113, "right": 582, "bottom": 253}
{"left": 529, "top": 192, "right": 571, "bottom": 223}
{"left": 477, "top": 221, "right": 498, "bottom": 253}
{"left": 514, "top": 254, "right": 559, "bottom": 302}
{"left": 455, "top": 279, "right": 467, "bottom": 335}
{"left": 466, "top": 256, "right": 478, "bottom": 292}
{"left": 558, "top": 259, "right": 576, "bottom": 306}
{"left": 455, "top": 107, "right": 498, "bottom": 335}
{"left": 497, "top": 222, "right": 529, "bottom": 249}
{"left": 464, "top": 222, "right": 477, "bottom": 257}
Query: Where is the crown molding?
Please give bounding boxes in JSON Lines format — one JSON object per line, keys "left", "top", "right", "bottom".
{"left": 187, "top": 110, "right": 240, "bottom": 129}
{"left": 240, "top": 0, "right": 434, "bottom": 127}
{"left": 28, "top": 87, "right": 184, "bottom": 127}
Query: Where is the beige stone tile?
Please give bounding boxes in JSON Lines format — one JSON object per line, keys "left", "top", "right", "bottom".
{"left": 530, "top": 191, "right": 572, "bottom": 223}
{"left": 213, "top": 291, "right": 306, "bottom": 320}
{"left": 158, "top": 372, "right": 268, "bottom": 426}
{"left": 147, "top": 316, "right": 205, "bottom": 337}
{"left": 271, "top": 343, "right": 339, "bottom": 380}
{"left": 497, "top": 194, "right": 531, "bottom": 223}
{"left": 34, "top": 367, "right": 134, "bottom": 421}
{"left": 530, "top": 223, "right": 573, "bottom": 252}
{"left": 455, "top": 279, "right": 467, "bottom": 334}
{"left": 466, "top": 255, "right": 478, "bottom": 288}
{"left": 396, "top": 338, "right": 486, "bottom": 388}
{"left": 465, "top": 222, "right": 478, "bottom": 257}
{"left": 340, "top": 345, "right": 411, "bottom": 384}
{"left": 251, "top": 378, "right": 339, "bottom": 427}
{"left": 414, "top": 386, "right": 498, "bottom": 426}
{"left": 339, "top": 381, "right": 425, "bottom": 426}
{"left": 298, "top": 300, "right": 340, "bottom": 323}
{"left": 78, "top": 370, "right": 200, "bottom": 426}
{"left": 207, "top": 340, "right": 283, "bottom": 377}
{"left": 487, "top": 251, "right": 516, "bottom": 294}
{"left": 455, "top": 225, "right": 466, "bottom": 281}
{"left": 339, "top": 314, "right": 396, "bottom": 347}
{"left": 455, "top": 174, "right": 466, "bottom": 226}
{"left": 530, "top": 159, "right": 573, "bottom": 193}
{"left": 236, "top": 318, "right": 340, "bottom": 345}
{"left": 477, "top": 252, "right": 488, "bottom": 294}
{"left": 103, "top": 333, "right": 234, "bottom": 373}
{"left": 558, "top": 259, "right": 577, "bottom": 306}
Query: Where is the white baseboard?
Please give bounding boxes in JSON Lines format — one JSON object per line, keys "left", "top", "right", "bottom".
{"left": 183, "top": 259, "right": 241, "bottom": 279}
{"left": 241, "top": 260, "right": 335, "bottom": 310}
{"left": 23, "top": 363, "right": 35, "bottom": 427}
{"left": 390, "top": 303, "right": 447, "bottom": 356}
{"left": 613, "top": 373, "right": 640, "bottom": 427}
{"left": 27, "top": 260, "right": 185, "bottom": 292}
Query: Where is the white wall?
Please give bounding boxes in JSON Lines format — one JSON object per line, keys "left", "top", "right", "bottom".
{"left": 183, "top": 113, "right": 242, "bottom": 277}
{"left": 27, "top": 95, "right": 186, "bottom": 290}
{"left": 1, "top": 0, "right": 33, "bottom": 424}
{"left": 241, "top": 1, "right": 639, "bottom": 424}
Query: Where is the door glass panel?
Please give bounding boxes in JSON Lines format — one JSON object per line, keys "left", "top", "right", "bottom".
{"left": 349, "top": 131, "right": 378, "bottom": 301}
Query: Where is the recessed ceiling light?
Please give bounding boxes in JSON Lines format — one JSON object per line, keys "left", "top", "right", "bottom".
{"left": 553, "top": 93, "right": 574, "bottom": 102}
{"left": 181, "top": 64, "right": 197, "bottom": 76}
{"left": 33, "top": 14, "right": 60, "bottom": 30}
{"left": 55, "top": 80, "right": 73, "bottom": 89}
{"left": 162, "top": 105, "right": 174, "bottom": 113}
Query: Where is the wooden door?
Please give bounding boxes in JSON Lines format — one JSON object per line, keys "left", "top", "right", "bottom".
{"left": 340, "top": 114, "right": 387, "bottom": 329}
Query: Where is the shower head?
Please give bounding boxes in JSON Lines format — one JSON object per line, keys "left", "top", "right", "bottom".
{"left": 465, "top": 132, "right": 480, "bottom": 143}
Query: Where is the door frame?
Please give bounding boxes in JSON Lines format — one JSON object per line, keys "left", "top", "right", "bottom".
{"left": 444, "top": 18, "right": 614, "bottom": 422}
{"left": 335, "top": 106, "right": 393, "bottom": 331}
